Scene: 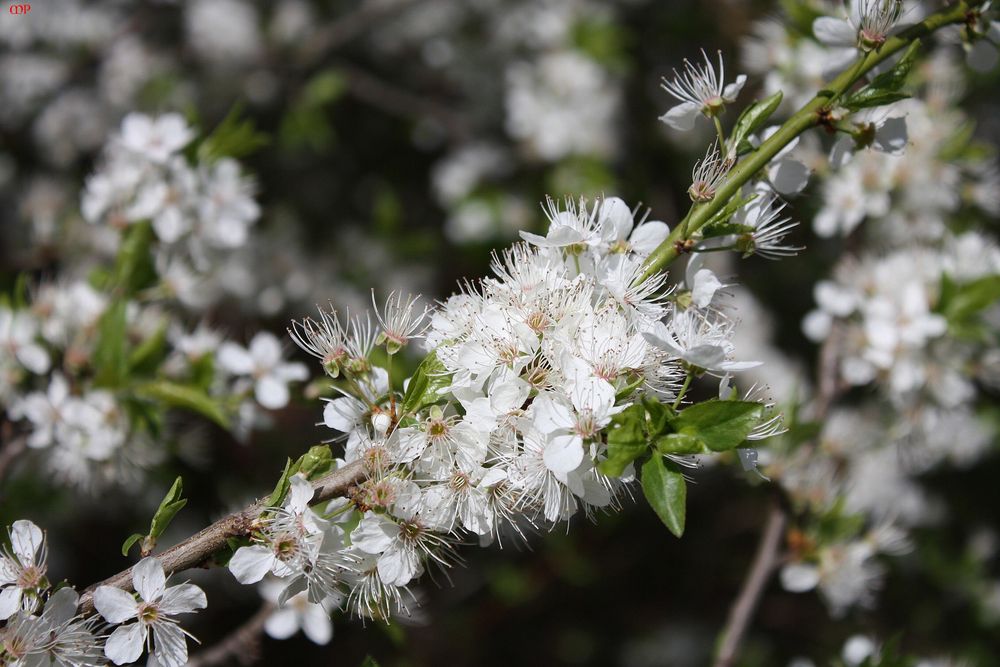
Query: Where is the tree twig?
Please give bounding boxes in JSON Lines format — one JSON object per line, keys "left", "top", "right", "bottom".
{"left": 0, "top": 433, "right": 28, "bottom": 488}
{"left": 712, "top": 503, "right": 787, "bottom": 667}
{"left": 186, "top": 602, "right": 275, "bottom": 667}
{"left": 78, "top": 460, "right": 366, "bottom": 615}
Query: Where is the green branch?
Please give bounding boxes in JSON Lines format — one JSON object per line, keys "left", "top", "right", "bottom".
{"left": 639, "top": 0, "right": 981, "bottom": 283}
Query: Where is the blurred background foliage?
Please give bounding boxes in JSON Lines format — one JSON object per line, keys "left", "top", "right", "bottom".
{"left": 1, "top": 0, "right": 999, "bottom": 665}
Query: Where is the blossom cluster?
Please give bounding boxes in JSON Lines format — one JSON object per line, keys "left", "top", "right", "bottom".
{"left": 221, "top": 194, "right": 783, "bottom": 624}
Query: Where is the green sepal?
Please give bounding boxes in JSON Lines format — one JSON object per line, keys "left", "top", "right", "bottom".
{"left": 641, "top": 455, "right": 687, "bottom": 537}
{"left": 266, "top": 458, "right": 294, "bottom": 508}
{"left": 401, "top": 351, "right": 452, "bottom": 416}
{"left": 670, "top": 399, "right": 764, "bottom": 452}
{"left": 700, "top": 193, "right": 758, "bottom": 235}
{"left": 134, "top": 381, "right": 230, "bottom": 428}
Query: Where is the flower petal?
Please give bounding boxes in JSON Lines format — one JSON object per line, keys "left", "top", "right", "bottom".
{"left": 158, "top": 583, "right": 207, "bottom": 615}
{"left": 10, "top": 520, "right": 43, "bottom": 564}
{"left": 300, "top": 603, "right": 334, "bottom": 645}
{"left": 152, "top": 620, "right": 190, "bottom": 667}
{"left": 132, "top": 557, "right": 166, "bottom": 602}
{"left": 264, "top": 607, "right": 300, "bottom": 640}
{"left": 104, "top": 622, "right": 146, "bottom": 665}
{"left": 229, "top": 545, "right": 276, "bottom": 584}
{"left": 255, "top": 375, "right": 290, "bottom": 410}
{"left": 658, "top": 101, "right": 701, "bottom": 131}
{"left": 93, "top": 585, "right": 138, "bottom": 624}
{"left": 543, "top": 434, "right": 585, "bottom": 474}
{"left": 813, "top": 17, "right": 856, "bottom": 46}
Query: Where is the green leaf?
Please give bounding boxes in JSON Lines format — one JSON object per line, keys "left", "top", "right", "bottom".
{"left": 641, "top": 456, "right": 686, "bottom": 537}
{"left": 670, "top": 399, "right": 764, "bottom": 452}
{"left": 841, "top": 90, "right": 910, "bottom": 111}
{"left": 121, "top": 533, "right": 144, "bottom": 557}
{"left": 128, "top": 323, "right": 168, "bottom": 376}
{"left": 701, "top": 193, "right": 758, "bottom": 233}
{"left": 699, "top": 222, "right": 755, "bottom": 240}
{"left": 842, "top": 41, "right": 921, "bottom": 111}
{"left": 655, "top": 433, "right": 706, "bottom": 456}
{"left": 198, "top": 104, "right": 269, "bottom": 162}
{"left": 939, "top": 274, "right": 1000, "bottom": 323}
{"left": 294, "top": 445, "right": 334, "bottom": 480}
{"left": 359, "top": 657, "right": 382, "bottom": 667}
{"left": 642, "top": 396, "right": 672, "bottom": 437}
{"left": 728, "top": 91, "right": 783, "bottom": 157}
{"left": 149, "top": 476, "right": 186, "bottom": 539}
{"left": 598, "top": 403, "right": 648, "bottom": 477}
{"left": 111, "top": 221, "right": 157, "bottom": 295}
{"left": 267, "top": 459, "right": 294, "bottom": 507}
{"left": 93, "top": 301, "right": 129, "bottom": 388}
{"left": 135, "top": 381, "right": 230, "bottom": 428}
{"left": 401, "top": 351, "right": 452, "bottom": 416}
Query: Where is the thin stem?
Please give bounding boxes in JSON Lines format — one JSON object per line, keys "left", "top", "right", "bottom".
{"left": 639, "top": 0, "right": 980, "bottom": 283}
{"left": 77, "top": 460, "right": 366, "bottom": 615}
{"left": 712, "top": 503, "right": 787, "bottom": 667}
{"left": 672, "top": 373, "right": 694, "bottom": 410}
{"left": 713, "top": 115, "right": 727, "bottom": 149}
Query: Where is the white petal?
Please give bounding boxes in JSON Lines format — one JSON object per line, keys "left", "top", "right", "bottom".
{"left": 780, "top": 563, "right": 821, "bottom": 592}
{"left": 287, "top": 474, "right": 314, "bottom": 511}
{"left": 93, "top": 586, "right": 139, "bottom": 624}
{"left": 152, "top": 620, "right": 189, "bottom": 667}
{"left": 158, "top": 583, "right": 207, "bottom": 615}
{"left": 829, "top": 137, "right": 854, "bottom": 169}
{"left": 104, "top": 622, "right": 146, "bottom": 665}
{"left": 769, "top": 159, "right": 810, "bottom": 195}
{"left": 0, "top": 586, "right": 22, "bottom": 620}
{"left": 323, "top": 397, "right": 363, "bottom": 432}
{"left": 300, "top": 604, "right": 333, "bottom": 645}
{"left": 132, "top": 557, "right": 166, "bottom": 602}
{"left": 722, "top": 74, "right": 747, "bottom": 102}
{"left": 264, "top": 607, "right": 300, "bottom": 639}
{"left": 249, "top": 333, "right": 282, "bottom": 367}
{"left": 217, "top": 343, "right": 254, "bottom": 375}
{"left": 658, "top": 101, "right": 701, "bottom": 131}
{"left": 628, "top": 221, "right": 669, "bottom": 256}
{"left": 255, "top": 375, "right": 290, "bottom": 410}
{"left": 543, "top": 434, "right": 585, "bottom": 474}
{"left": 813, "top": 17, "right": 856, "bottom": 46}
{"left": 351, "top": 514, "right": 397, "bottom": 554}
{"left": 873, "top": 117, "right": 907, "bottom": 154}
{"left": 691, "top": 269, "right": 723, "bottom": 309}
{"left": 229, "top": 545, "right": 276, "bottom": 584}
{"left": 10, "top": 520, "right": 43, "bottom": 564}
{"left": 17, "top": 345, "right": 50, "bottom": 374}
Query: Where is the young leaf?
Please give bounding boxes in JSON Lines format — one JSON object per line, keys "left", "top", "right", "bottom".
{"left": 135, "top": 381, "right": 230, "bottom": 428}
{"left": 121, "top": 533, "right": 144, "bottom": 557}
{"left": 149, "top": 476, "right": 187, "bottom": 539}
{"left": 940, "top": 275, "right": 1000, "bottom": 323}
{"left": 842, "top": 40, "right": 921, "bottom": 111}
{"left": 655, "top": 433, "right": 705, "bottom": 456}
{"left": 111, "top": 221, "right": 157, "bottom": 295}
{"left": 641, "top": 455, "right": 687, "bottom": 537}
{"left": 401, "top": 351, "right": 452, "bottom": 416}
{"left": 598, "top": 403, "right": 648, "bottom": 477}
{"left": 267, "top": 458, "right": 294, "bottom": 507}
{"left": 728, "top": 91, "right": 783, "bottom": 157}
{"left": 128, "top": 323, "right": 168, "bottom": 376}
{"left": 198, "top": 104, "right": 269, "bottom": 162}
{"left": 670, "top": 399, "right": 764, "bottom": 452}
{"left": 295, "top": 445, "right": 334, "bottom": 480}
{"left": 93, "top": 301, "right": 129, "bottom": 388}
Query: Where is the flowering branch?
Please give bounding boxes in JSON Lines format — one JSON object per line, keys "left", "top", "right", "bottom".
{"left": 77, "top": 460, "right": 366, "bottom": 615}
{"left": 639, "top": 0, "right": 984, "bottom": 281}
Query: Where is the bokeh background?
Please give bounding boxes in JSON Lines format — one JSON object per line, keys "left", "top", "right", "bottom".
{"left": 1, "top": 0, "right": 999, "bottom": 665}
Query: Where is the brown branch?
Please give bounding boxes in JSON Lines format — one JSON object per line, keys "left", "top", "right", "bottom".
{"left": 0, "top": 433, "right": 28, "bottom": 487}
{"left": 186, "top": 602, "right": 275, "bottom": 667}
{"left": 712, "top": 503, "right": 787, "bottom": 667}
{"left": 78, "top": 460, "right": 366, "bottom": 615}
{"left": 294, "top": 0, "right": 421, "bottom": 66}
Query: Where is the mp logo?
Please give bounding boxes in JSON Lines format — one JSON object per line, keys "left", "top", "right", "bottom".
{"left": 8, "top": 3, "right": 31, "bottom": 15}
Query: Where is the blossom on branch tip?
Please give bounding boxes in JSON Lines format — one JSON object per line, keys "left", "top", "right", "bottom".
{"left": 660, "top": 49, "right": 746, "bottom": 131}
